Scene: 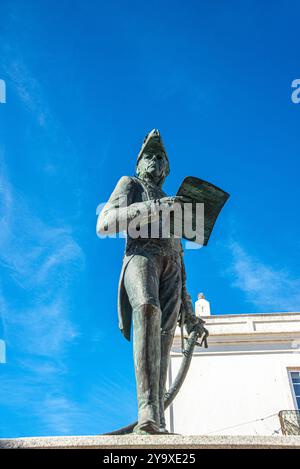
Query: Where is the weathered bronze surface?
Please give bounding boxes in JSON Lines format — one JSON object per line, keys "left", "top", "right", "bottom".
{"left": 97, "top": 129, "right": 228, "bottom": 435}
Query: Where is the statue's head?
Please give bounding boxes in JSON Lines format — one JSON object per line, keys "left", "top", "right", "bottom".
{"left": 136, "top": 129, "right": 170, "bottom": 187}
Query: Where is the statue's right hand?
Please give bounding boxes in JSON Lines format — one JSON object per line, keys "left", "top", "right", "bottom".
{"left": 159, "top": 196, "right": 191, "bottom": 208}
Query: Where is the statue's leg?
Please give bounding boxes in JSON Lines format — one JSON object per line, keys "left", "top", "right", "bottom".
{"left": 124, "top": 254, "right": 162, "bottom": 434}
{"left": 132, "top": 303, "right": 161, "bottom": 434}
{"left": 158, "top": 256, "right": 182, "bottom": 432}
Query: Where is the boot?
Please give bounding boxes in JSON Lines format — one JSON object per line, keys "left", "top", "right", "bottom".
{"left": 132, "top": 304, "right": 161, "bottom": 434}
{"left": 158, "top": 331, "right": 175, "bottom": 433}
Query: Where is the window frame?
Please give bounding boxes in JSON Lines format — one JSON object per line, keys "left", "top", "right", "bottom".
{"left": 288, "top": 368, "right": 300, "bottom": 410}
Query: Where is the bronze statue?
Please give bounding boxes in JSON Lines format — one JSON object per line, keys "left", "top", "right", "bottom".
{"left": 97, "top": 129, "right": 228, "bottom": 435}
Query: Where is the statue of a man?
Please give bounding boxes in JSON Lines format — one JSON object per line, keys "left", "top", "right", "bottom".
{"left": 97, "top": 129, "right": 195, "bottom": 434}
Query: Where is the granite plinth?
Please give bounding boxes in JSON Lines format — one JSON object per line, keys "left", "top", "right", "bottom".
{"left": 1, "top": 435, "right": 300, "bottom": 449}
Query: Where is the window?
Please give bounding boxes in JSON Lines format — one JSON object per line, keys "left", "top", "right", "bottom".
{"left": 290, "top": 371, "right": 300, "bottom": 410}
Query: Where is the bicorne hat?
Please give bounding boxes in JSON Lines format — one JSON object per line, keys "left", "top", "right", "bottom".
{"left": 136, "top": 129, "right": 169, "bottom": 170}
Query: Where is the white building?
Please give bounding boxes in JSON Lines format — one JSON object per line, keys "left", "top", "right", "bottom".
{"left": 167, "top": 312, "right": 300, "bottom": 435}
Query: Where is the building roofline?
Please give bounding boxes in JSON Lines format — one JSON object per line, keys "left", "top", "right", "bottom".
{"left": 201, "top": 311, "right": 300, "bottom": 319}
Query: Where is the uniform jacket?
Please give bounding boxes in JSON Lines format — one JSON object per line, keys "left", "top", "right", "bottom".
{"left": 98, "top": 175, "right": 189, "bottom": 341}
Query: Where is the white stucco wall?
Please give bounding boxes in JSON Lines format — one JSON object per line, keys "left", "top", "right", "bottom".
{"left": 167, "top": 313, "right": 300, "bottom": 435}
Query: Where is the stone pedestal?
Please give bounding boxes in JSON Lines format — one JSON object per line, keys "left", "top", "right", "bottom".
{"left": 1, "top": 435, "right": 300, "bottom": 449}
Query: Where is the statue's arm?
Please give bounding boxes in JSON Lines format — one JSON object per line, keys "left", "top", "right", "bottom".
{"left": 178, "top": 251, "right": 206, "bottom": 335}
{"left": 180, "top": 255, "right": 194, "bottom": 316}
{"left": 96, "top": 176, "right": 160, "bottom": 236}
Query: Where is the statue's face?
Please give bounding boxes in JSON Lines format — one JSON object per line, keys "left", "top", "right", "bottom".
{"left": 138, "top": 149, "right": 168, "bottom": 182}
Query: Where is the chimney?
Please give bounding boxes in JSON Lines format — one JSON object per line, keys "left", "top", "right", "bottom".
{"left": 195, "top": 292, "right": 211, "bottom": 317}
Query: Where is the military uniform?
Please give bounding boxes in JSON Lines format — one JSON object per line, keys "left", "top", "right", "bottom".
{"left": 98, "top": 130, "right": 191, "bottom": 433}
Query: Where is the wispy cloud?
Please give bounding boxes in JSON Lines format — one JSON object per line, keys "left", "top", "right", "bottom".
{"left": 37, "top": 396, "right": 89, "bottom": 435}
{"left": 0, "top": 368, "right": 137, "bottom": 436}
{"left": 88, "top": 373, "right": 137, "bottom": 432}
{"left": 1, "top": 47, "right": 77, "bottom": 182}
{"left": 228, "top": 241, "right": 300, "bottom": 311}
{"left": 0, "top": 375, "right": 92, "bottom": 435}
{"left": 3, "top": 58, "right": 52, "bottom": 129}
{"left": 0, "top": 159, "right": 84, "bottom": 347}
{"left": 9, "top": 299, "right": 78, "bottom": 356}
{"left": 0, "top": 153, "right": 86, "bottom": 435}
{"left": 0, "top": 39, "right": 93, "bottom": 434}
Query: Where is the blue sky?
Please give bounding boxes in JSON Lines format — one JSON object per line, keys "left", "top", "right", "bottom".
{"left": 0, "top": 0, "right": 299, "bottom": 437}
